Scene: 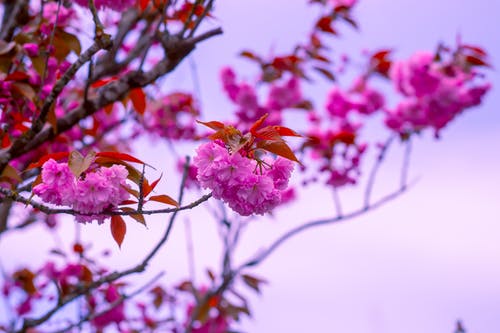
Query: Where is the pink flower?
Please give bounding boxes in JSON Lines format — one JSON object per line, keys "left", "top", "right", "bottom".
{"left": 266, "top": 77, "right": 302, "bottom": 111}
{"left": 386, "top": 50, "right": 491, "bottom": 136}
{"left": 23, "top": 43, "right": 39, "bottom": 57}
{"left": 33, "top": 159, "right": 75, "bottom": 205}
{"left": 330, "top": 0, "right": 357, "bottom": 8}
{"left": 193, "top": 141, "right": 294, "bottom": 216}
{"left": 73, "top": 0, "right": 135, "bottom": 11}
{"left": 265, "top": 157, "right": 294, "bottom": 190}
{"left": 325, "top": 87, "right": 353, "bottom": 118}
{"left": 33, "top": 161, "right": 130, "bottom": 224}
{"left": 92, "top": 285, "right": 126, "bottom": 329}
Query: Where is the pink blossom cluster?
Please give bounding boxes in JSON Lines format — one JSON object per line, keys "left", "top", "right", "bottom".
{"left": 89, "top": 284, "right": 126, "bottom": 329}
{"left": 193, "top": 141, "right": 294, "bottom": 216}
{"left": 41, "top": 2, "right": 76, "bottom": 30}
{"left": 325, "top": 77, "right": 385, "bottom": 119}
{"left": 73, "top": 0, "right": 136, "bottom": 11}
{"left": 385, "top": 51, "right": 491, "bottom": 135}
{"left": 33, "top": 159, "right": 130, "bottom": 223}
{"left": 142, "top": 92, "right": 199, "bottom": 140}
{"left": 220, "top": 67, "right": 302, "bottom": 129}
{"left": 304, "top": 121, "right": 366, "bottom": 187}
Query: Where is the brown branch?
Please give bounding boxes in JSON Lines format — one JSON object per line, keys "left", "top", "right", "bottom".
{"left": 0, "top": 37, "right": 113, "bottom": 173}
{"left": 0, "top": 27, "right": 223, "bottom": 174}
{"left": 0, "top": 0, "right": 29, "bottom": 41}
{"left": 363, "top": 135, "right": 396, "bottom": 208}
{"left": 48, "top": 271, "right": 166, "bottom": 333}
{"left": 18, "top": 157, "right": 196, "bottom": 331}
{"left": 0, "top": 187, "right": 212, "bottom": 218}
{"left": 239, "top": 181, "right": 416, "bottom": 270}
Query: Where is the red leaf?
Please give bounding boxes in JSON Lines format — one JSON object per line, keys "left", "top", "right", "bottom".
{"left": 5, "top": 71, "right": 30, "bottom": 81}
{"left": 110, "top": 215, "right": 126, "bottom": 248}
{"left": 144, "top": 174, "right": 162, "bottom": 197}
{"left": 249, "top": 114, "right": 269, "bottom": 137}
{"left": 196, "top": 120, "right": 226, "bottom": 131}
{"left": 461, "top": 44, "right": 488, "bottom": 57}
{"left": 257, "top": 140, "right": 300, "bottom": 164}
{"left": 139, "top": 0, "right": 149, "bottom": 10}
{"left": 27, "top": 152, "right": 70, "bottom": 170}
{"left": 91, "top": 77, "right": 118, "bottom": 88}
{"left": 129, "top": 88, "right": 146, "bottom": 115}
{"left": 316, "top": 16, "right": 336, "bottom": 34}
{"left": 313, "top": 66, "right": 336, "bottom": 81}
{"left": 1, "top": 164, "right": 22, "bottom": 182}
{"left": 120, "top": 207, "right": 146, "bottom": 226}
{"left": 148, "top": 194, "right": 179, "bottom": 207}
{"left": 120, "top": 199, "right": 138, "bottom": 205}
{"left": 240, "top": 50, "right": 263, "bottom": 63}
{"left": 241, "top": 274, "right": 267, "bottom": 294}
{"left": 1, "top": 134, "right": 11, "bottom": 148}
{"left": 333, "top": 130, "right": 356, "bottom": 145}
{"left": 465, "top": 55, "right": 490, "bottom": 67}
{"left": 96, "top": 152, "right": 146, "bottom": 165}
{"left": 273, "top": 126, "right": 302, "bottom": 137}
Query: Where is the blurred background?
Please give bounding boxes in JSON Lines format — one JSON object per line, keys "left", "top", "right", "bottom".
{"left": 1, "top": 0, "right": 499, "bottom": 332}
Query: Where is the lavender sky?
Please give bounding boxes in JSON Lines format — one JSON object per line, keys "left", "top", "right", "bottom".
{"left": 189, "top": 1, "right": 500, "bottom": 332}
{"left": 1, "top": 1, "right": 499, "bottom": 332}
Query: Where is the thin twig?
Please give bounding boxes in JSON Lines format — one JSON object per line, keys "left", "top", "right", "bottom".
{"left": 18, "top": 157, "right": 196, "bottom": 331}
{"left": 363, "top": 135, "right": 395, "bottom": 208}
{"left": 0, "top": 187, "right": 212, "bottom": 218}
{"left": 239, "top": 179, "right": 418, "bottom": 270}
{"left": 400, "top": 138, "right": 412, "bottom": 190}
{"left": 48, "top": 271, "right": 166, "bottom": 333}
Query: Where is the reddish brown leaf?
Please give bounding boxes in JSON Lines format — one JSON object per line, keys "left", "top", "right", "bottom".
{"left": 144, "top": 174, "right": 162, "bottom": 197}
{"left": 1, "top": 164, "right": 22, "bottom": 182}
{"left": 196, "top": 119, "right": 226, "bottom": 131}
{"left": 316, "top": 16, "right": 336, "bottom": 34}
{"left": 121, "top": 199, "right": 138, "bottom": 205}
{"left": 5, "top": 71, "right": 30, "bottom": 81}
{"left": 27, "top": 152, "right": 69, "bottom": 169}
{"left": 91, "top": 76, "right": 118, "bottom": 88}
{"left": 257, "top": 140, "right": 300, "bottom": 163}
{"left": 110, "top": 215, "right": 126, "bottom": 248}
{"left": 333, "top": 130, "right": 356, "bottom": 145}
{"left": 249, "top": 114, "right": 269, "bottom": 137}
{"left": 73, "top": 243, "right": 84, "bottom": 254}
{"left": 129, "top": 88, "right": 146, "bottom": 115}
{"left": 121, "top": 207, "right": 146, "bottom": 226}
{"left": 313, "top": 66, "right": 336, "bottom": 81}
{"left": 253, "top": 126, "right": 280, "bottom": 140}
{"left": 148, "top": 194, "right": 179, "bottom": 207}
{"left": 13, "top": 269, "right": 36, "bottom": 295}
{"left": 47, "top": 104, "right": 58, "bottom": 133}
{"left": 465, "top": 55, "right": 490, "bottom": 67}
{"left": 242, "top": 274, "right": 267, "bottom": 294}
{"left": 461, "top": 44, "right": 488, "bottom": 56}
{"left": 239, "top": 50, "right": 263, "bottom": 63}
{"left": 96, "top": 152, "right": 147, "bottom": 165}
{"left": 11, "top": 82, "right": 36, "bottom": 100}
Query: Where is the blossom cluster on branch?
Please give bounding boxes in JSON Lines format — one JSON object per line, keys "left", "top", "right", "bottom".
{"left": 0, "top": 0, "right": 492, "bottom": 332}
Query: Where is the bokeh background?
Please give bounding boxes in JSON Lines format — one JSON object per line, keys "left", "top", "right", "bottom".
{"left": 1, "top": 0, "right": 499, "bottom": 332}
